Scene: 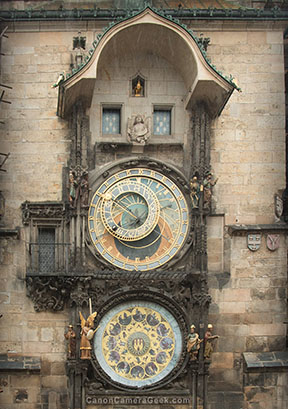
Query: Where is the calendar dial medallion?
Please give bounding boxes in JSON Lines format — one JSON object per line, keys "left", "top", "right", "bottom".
{"left": 94, "top": 301, "right": 182, "bottom": 388}
{"left": 88, "top": 168, "right": 190, "bottom": 271}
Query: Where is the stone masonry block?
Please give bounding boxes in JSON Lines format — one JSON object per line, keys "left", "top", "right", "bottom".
{"left": 41, "top": 376, "right": 67, "bottom": 390}
{"left": 25, "top": 328, "right": 39, "bottom": 342}
{"left": 10, "top": 375, "right": 40, "bottom": 388}
{"left": 251, "top": 288, "right": 276, "bottom": 301}
{"left": 267, "top": 31, "right": 284, "bottom": 44}
{"left": 50, "top": 362, "right": 66, "bottom": 376}
{"left": 218, "top": 288, "right": 251, "bottom": 302}
{"left": 210, "top": 352, "right": 234, "bottom": 369}
{"left": 218, "top": 302, "right": 246, "bottom": 314}
{"left": 41, "top": 328, "right": 54, "bottom": 342}
{"left": 248, "top": 324, "right": 286, "bottom": 337}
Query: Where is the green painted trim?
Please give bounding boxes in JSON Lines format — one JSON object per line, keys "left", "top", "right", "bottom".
{"left": 1, "top": 6, "right": 287, "bottom": 21}
{"left": 1, "top": 4, "right": 286, "bottom": 92}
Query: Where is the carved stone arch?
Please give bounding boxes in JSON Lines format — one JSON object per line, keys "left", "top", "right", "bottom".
{"left": 57, "top": 7, "right": 236, "bottom": 119}
{"left": 88, "top": 156, "right": 191, "bottom": 193}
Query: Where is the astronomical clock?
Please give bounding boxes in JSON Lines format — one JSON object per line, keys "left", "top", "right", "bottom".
{"left": 87, "top": 166, "right": 190, "bottom": 272}
{"left": 74, "top": 156, "right": 211, "bottom": 406}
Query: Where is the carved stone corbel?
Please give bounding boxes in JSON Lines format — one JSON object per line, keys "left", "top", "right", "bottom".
{"left": 26, "top": 276, "right": 76, "bottom": 312}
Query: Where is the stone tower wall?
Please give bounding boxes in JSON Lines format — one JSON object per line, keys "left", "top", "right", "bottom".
{"left": 0, "top": 19, "right": 286, "bottom": 409}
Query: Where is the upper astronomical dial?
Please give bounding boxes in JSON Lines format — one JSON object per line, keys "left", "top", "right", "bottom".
{"left": 88, "top": 168, "right": 190, "bottom": 271}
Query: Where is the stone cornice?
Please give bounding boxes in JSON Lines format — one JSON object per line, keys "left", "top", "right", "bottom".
{"left": 243, "top": 351, "right": 288, "bottom": 372}
{"left": 227, "top": 223, "right": 288, "bottom": 236}
{"left": 0, "top": 354, "right": 41, "bottom": 372}
{"left": 1, "top": 7, "right": 288, "bottom": 21}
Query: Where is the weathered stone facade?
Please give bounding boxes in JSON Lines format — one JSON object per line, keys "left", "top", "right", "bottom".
{"left": 0, "top": 1, "right": 287, "bottom": 409}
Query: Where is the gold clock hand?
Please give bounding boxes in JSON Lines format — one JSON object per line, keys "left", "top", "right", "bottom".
{"left": 160, "top": 203, "right": 173, "bottom": 210}
{"left": 113, "top": 200, "right": 138, "bottom": 220}
{"left": 120, "top": 208, "right": 148, "bottom": 229}
{"left": 101, "top": 193, "right": 138, "bottom": 220}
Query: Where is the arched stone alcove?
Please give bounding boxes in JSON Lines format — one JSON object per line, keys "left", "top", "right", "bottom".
{"left": 57, "top": 7, "right": 236, "bottom": 119}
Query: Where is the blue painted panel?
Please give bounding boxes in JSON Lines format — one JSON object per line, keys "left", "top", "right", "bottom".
{"left": 153, "top": 110, "right": 171, "bottom": 135}
{"left": 102, "top": 108, "right": 120, "bottom": 134}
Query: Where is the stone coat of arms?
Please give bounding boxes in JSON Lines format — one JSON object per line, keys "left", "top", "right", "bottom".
{"left": 247, "top": 234, "right": 261, "bottom": 251}
{"left": 266, "top": 234, "right": 280, "bottom": 251}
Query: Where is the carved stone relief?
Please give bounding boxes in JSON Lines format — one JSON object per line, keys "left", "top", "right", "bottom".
{"left": 21, "top": 201, "right": 68, "bottom": 225}
{"left": 127, "top": 114, "right": 151, "bottom": 145}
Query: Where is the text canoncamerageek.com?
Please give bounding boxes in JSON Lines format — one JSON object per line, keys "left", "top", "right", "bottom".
{"left": 86, "top": 396, "right": 190, "bottom": 405}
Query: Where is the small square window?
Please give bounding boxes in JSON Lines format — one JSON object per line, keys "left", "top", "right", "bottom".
{"left": 153, "top": 109, "right": 171, "bottom": 135}
{"left": 102, "top": 108, "right": 121, "bottom": 135}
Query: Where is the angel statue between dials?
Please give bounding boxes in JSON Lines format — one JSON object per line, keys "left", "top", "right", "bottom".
{"left": 127, "top": 114, "right": 151, "bottom": 145}
{"left": 79, "top": 311, "right": 99, "bottom": 360}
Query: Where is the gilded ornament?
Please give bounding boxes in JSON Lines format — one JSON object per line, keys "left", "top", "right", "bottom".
{"left": 79, "top": 311, "right": 98, "bottom": 360}
{"left": 94, "top": 302, "right": 182, "bottom": 388}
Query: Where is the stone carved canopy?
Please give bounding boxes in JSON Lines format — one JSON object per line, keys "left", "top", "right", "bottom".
{"left": 57, "top": 7, "right": 236, "bottom": 119}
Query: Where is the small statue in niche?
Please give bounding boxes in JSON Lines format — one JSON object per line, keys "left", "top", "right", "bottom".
{"left": 132, "top": 75, "right": 144, "bottom": 97}
{"left": 79, "top": 171, "right": 90, "bottom": 208}
{"left": 68, "top": 169, "right": 90, "bottom": 208}
{"left": 203, "top": 172, "right": 218, "bottom": 209}
{"left": 127, "top": 114, "right": 151, "bottom": 145}
{"left": 68, "top": 171, "right": 77, "bottom": 207}
{"left": 64, "top": 325, "right": 76, "bottom": 359}
{"left": 186, "top": 324, "right": 202, "bottom": 360}
{"left": 204, "top": 324, "right": 219, "bottom": 359}
{"left": 190, "top": 176, "right": 201, "bottom": 209}
{"left": 70, "top": 32, "right": 86, "bottom": 70}
{"left": 79, "top": 311, "right": 98, "bottom": 360}
{"left": 134, "top": 80, "right": 143, "bottom": 97}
